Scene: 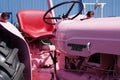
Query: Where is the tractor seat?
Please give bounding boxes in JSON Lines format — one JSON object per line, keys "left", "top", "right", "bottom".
{"left": 17, "top": 10, "right": 55, "bottom": 39}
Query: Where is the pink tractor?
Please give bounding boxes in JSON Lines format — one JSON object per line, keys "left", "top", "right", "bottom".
{"left": 0, "top": 1, "right": 120, "bottom": 80}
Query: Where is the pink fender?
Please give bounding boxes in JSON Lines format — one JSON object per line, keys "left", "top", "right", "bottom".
{"left": 0, "top": 21, "right": 31, "bottom": 80}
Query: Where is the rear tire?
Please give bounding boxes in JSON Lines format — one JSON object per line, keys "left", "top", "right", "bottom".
{"left": 0, "top": 41, "right": 25, "bottom": 80}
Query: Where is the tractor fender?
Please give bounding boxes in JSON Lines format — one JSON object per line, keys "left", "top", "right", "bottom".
{"left": 0, "top": 21, "right": 31, "bottom": 80}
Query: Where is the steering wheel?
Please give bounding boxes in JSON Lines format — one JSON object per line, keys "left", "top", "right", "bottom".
{"left": 43, "top": 1, "right": 84, "bottom": 25}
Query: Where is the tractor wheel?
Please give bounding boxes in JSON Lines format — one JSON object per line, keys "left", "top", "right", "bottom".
{"left": 0, "top": 41, "right": 25, "bottom": 80}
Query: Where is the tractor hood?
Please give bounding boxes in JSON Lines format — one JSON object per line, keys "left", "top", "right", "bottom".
{"left": 55, "top": 17, "right": 120, "bottom": 57}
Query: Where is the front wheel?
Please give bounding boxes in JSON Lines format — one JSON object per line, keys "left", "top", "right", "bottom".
{"left": 0, "top": 41, "right": 25, "bottom": 80}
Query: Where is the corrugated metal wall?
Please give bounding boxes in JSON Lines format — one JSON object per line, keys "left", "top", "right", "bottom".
{"left": 0, "top": 0, "right": 81, "bottom": 24}
{"left": 0, "top": 0, "right": 48, "bottom": 23}
{"left": 82, "top": 0, "right": 120, "bottom": 17}
{"left": 52, "top": 0, "right": 82, "bottom": 17}
{"left": 0, "top": 0, "right": 119, "bottom": 23}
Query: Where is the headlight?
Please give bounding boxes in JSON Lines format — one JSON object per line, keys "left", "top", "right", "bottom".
{"left": 1, "top": 12, "right": 10, "bottom": 20}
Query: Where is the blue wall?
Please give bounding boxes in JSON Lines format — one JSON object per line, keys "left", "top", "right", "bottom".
{"left": 0, "top": 0, "right": 48, "bottom": 23}
{"left": 52, "top": 0, "right": 82, "bottom": 17}
{"left": 0, "top": 0, "right": 120, "bottom": 23}
{"left": 83, "top": 0, "right": 120, "bottom": 17}
{"left": 0, "top": 0, "right": 82, "bottom": 24}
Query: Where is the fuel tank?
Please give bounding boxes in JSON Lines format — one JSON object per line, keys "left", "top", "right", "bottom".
{"left": 55, "top": 17, "right": 120, "bottom": 57}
